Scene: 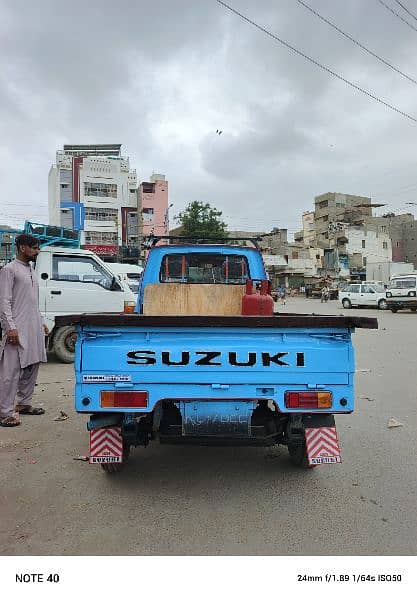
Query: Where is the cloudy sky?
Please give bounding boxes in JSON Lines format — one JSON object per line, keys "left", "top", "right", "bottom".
{"left": 1, "top": 0, "right": 417, "bottom": 237}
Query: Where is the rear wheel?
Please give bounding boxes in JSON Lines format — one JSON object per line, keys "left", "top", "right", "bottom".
{"left": 391, "top": 307, "right": 398, "bottom": 313}
{"left": 378, "top": 299, "right": 387, "bottom": 310}
{"left": 287, "top": 442, "right": 315, "bottom": 469}
{"left": 342, "top": 298, "right": 352, "bottom": 309}
{"left": 411, "top": 308, "right": 417, "bottom": 312}
{"left": 101, "top": 444, "right": 130, "bottom": 474}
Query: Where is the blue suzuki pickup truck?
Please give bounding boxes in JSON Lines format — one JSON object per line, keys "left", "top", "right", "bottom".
{"left": 57, "top": 238, "right": 377, "bottom": 473}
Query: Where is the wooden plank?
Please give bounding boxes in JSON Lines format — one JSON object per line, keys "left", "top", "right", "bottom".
{"left": 143, "top": 283, "right": 246, "bottom": 316}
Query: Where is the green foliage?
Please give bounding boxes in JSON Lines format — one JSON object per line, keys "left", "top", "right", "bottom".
{"left": 175, "top": 201, "right": 228, "bottom": 238}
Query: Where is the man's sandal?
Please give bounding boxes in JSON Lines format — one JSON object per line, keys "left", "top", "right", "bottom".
{"left": 17, "top": 406, "right": 45, "bottom": 415}
{"left": 0, "top": 416, "right": 21, "bottom": 427}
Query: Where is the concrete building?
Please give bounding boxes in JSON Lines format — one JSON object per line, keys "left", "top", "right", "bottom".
{"left": 138, "top": 174, "right": 169, "bottom": 244}
{"left": 363, "top": 213, "right": 415, "bottom": 265}
{"left": 48, "top": 144, "right": 138, "bottom": 259}
{"left": 314, "top": 192, "right": 373, "bottom": 248}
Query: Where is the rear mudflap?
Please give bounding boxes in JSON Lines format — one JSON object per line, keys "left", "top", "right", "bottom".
{"left": 288, "top": 414, "right": 342, "bottom": 466}
{"left": 89, "top": 426, "right": 123, "bottom": 464}
{"left": 305, "top": 426, "right": 341, "bottom": 466}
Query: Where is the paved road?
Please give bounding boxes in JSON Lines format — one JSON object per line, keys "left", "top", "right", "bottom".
{"left": 1, "top": 298, "right": 416, "bottom": 555}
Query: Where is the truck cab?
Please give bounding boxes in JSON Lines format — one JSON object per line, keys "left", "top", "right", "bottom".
{"left": 36, "top": 246, "right": 136, "bottom": 362}
{"left": 137, "top": 243, "right": 267, "bottom": 314}
{"left": 386, "top": 273, "right": 417, "bottom": 312}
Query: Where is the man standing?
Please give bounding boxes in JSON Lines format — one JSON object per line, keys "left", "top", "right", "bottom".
{"left": 0, "top": 234, "right": 48, "bottom": 427}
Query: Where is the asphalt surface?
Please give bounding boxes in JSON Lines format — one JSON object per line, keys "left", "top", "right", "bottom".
{"left": 0, "top": 298, "right": 416, "bottom": 555}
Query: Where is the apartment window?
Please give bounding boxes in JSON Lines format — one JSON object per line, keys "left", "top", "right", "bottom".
{"left": 292, "top": 252, "right": 299, "bottom": 259}
{"left": 383, "top": 241, "right": 388, "bottom": 249}
{"left": 60, "top": 183, "right": 69, "bottom": 189}
{"left": 142, "top": 207, "right": 154, "bottom": 222}
{"left": 85, "top": 207, "right": 118, "bottom": 221}
{"left": 316, "top": 254, "right": 320, "bottom": 260}
{"left": 84, "top": 231, "right": 118, "bottom": 245}
{"left": 362, "top": 240, "right": 366, "bottom": 248}
{"left": 142, "top": 183, "right": 155, "bottom": 194}
{"left": 396, "top": 241, "right": 400, "bottom": 247}
{"left": 381, "top": 226, "right": 386, "bottom": 232}
{"left": 84, "top": 182, "right": 117, "bottom": 198}
{"left": 363, "top": 256, "right": 367, "bottom": 266}
{"left": 129, "top": 189, "right": 136, "bottom": 194}
{"left": 318, "top": 200, "right": 328, "bottom": 208}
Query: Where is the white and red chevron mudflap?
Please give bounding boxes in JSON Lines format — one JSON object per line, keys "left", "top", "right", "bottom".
{"left": 89, "top": 426, "right": 123, "bottom": 464}
{"left": 305, "top": 426, "right": 341, "bottom": 466}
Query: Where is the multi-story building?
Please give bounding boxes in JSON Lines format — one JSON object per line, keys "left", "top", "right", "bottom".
{"left": 363, "top": 213, "right": 415, "bottom": 264}
{"left": 138, "top": 174, "right": 169, "bottom": 242}
{"left": 48, "top": 144, "right": 138, "bottom": 259}
{"left": 314, "top": 192, "right": 373, "bottom": 248}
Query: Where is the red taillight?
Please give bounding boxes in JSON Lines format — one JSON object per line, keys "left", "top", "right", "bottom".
{"left": 285, "top": 391, "right": 332, "bottom": 409}
{"left": 101, "top": 391, "right": 148, "bottom": 408}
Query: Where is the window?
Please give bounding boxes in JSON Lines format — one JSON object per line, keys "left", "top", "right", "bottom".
{"left": 361, "top": 285, "right": 374, "bottom": 293}
{"left": 60, "top": 183, "right": 69, "bottom": 189}
{"left": 318, "top": 200, "right": 328, "bottom": 208}
{"left": 348, "top": 284, "right": 360, "bottom": 293}
{"left": 84, "top": 182, "right": 117, "bottom": 198}
{"left": 159, "top": 253, "right": 250, "bottom": 284}
{"left": 52, "top": 255, "right": 115, "bottom": 289}
{"left": 142, "top": 208, "right": 154, "bottom": 222}
{"left": 383, "top": 241, "right": 388, "bottom": 249}
{"left": 292, "top": 252, "right": 299, "bottom": 259}
{"left": 85, "top": 207, "right": 118, "bottom": 221}
{"left": 388, "top": 277, "right": 416, "bottom": 289}
{"left": 362, "top": 240, "right": 366, "bottom": 248}
{"left": 84, "top": 231, "right": 118, "bottom": 245}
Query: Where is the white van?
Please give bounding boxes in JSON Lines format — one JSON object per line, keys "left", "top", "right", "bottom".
{"left": 35, "top": 247, "right": 136, "bottom": 362}
{"left": 386, "top": 273, "right": 417, "bottom": 313}
{"left": 106, "top": 262, "right": 143, "bottom": 294}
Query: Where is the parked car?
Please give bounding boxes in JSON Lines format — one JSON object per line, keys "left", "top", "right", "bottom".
{"left": 338, "top": 283, "right": 387, "bottom": 310}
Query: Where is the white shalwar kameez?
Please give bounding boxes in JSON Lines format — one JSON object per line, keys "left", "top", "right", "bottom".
{"left": 0, "top": 259, "right": 47, "bottom": 419}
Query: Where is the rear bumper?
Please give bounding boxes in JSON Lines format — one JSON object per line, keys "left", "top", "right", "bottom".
{"left": 386, "top": 299, "right": 417, "bottom": 310}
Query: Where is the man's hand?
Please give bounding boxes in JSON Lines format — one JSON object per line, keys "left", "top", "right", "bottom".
{"left": 43, "top": 325, "right": 49, "bottom": 336}
{"left": 6, "top": 329, "right": 19, "bottom": 345}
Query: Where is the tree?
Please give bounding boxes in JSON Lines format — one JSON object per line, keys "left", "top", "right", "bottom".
{"left": 175, "top": 201, "right": 228, "bottom": 238}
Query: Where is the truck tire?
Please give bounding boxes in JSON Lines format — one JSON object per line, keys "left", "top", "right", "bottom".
{"left": 342, "top": 298, "right": 351, "bottom": 309}
{"left": 101, "top": 444, "right": 130, "bottom": 474}
{"left": 390, "top": 307, "right": 398, "bottom": 313}
{"left": 378, "top": 299, "right": 387, "bottom": 310}
{"left": 53, "top": 326, "right": 77, "bottom": 363}
{"left": 287, "top": 442, "right": 314, "bottom": 469}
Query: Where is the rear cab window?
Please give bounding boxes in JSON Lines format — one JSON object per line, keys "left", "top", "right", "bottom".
{"left": 159, "top": 252, "right": 250, "bottom": 284}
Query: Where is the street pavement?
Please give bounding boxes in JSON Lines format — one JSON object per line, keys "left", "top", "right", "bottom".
{"left": 0, "top": 298, "right": 416, "bottom": 555}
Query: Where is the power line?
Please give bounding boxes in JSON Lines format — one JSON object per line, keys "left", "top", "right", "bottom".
{"left": 216, "top": 0, "right": 417, "bottom": 124}
{"left": 296, "top": 0, "right": 417, "bottom": 86}
{"left": 394, "top": 0, "right": 417, "bottom": 23}
{"left": 376, "top": 0, "right": 417, "bottom": 33}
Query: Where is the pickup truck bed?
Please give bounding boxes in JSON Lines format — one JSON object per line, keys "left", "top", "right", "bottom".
{"left": 56, "top": 312, "right": 377, "bottom": 470}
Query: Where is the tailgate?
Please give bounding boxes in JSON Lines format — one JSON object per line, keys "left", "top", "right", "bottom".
{"left": 75, "top": 325, "right": 355, "bottom": 414}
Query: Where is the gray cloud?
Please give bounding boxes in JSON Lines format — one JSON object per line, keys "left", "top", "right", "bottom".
{"left": 1, "top": 0, "right": 417, "bottom": 232}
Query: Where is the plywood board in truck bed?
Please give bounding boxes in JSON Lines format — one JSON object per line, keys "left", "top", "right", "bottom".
{"left": 143, "top": 283, "right": 245, "bottom": 316}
